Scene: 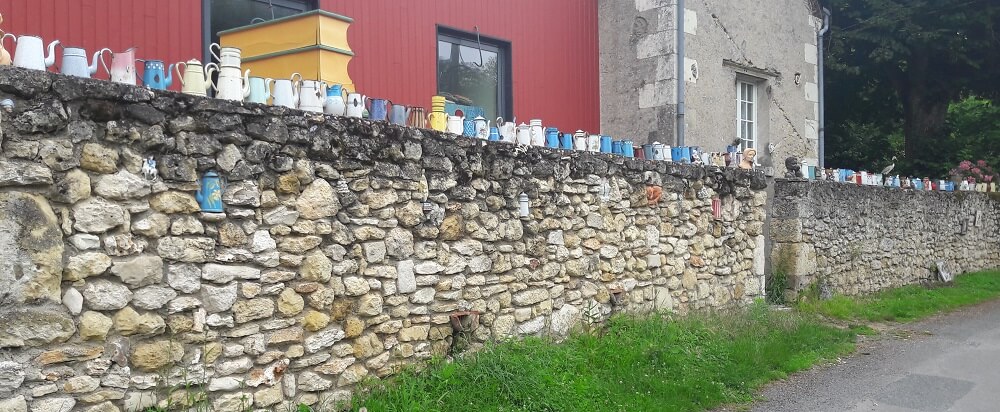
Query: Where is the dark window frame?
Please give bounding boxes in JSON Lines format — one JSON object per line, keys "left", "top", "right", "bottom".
{"left": 201, "top": 0, "right": 318, "bottom": 65}
{"left": 435, "top": 25, "right": 513, "bottom": 120}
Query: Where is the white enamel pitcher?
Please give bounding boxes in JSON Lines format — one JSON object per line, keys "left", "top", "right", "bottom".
{"left": 273, "top": 73, "right": 302, "bottom": 109}
{"left": 175, "top": 60, "right": 217, "bottom": 97}
{"left": 247, "top": 76, "right": 274, "bottom": 105}
{"left": 345, "top": 92, "right": 367, "bottom": 118}
{"left": 516, "top": 123, "right": 532, "bottom": 145}
{"left": 573, "top": 130, "right": 587, "bottom": 151}
{"left": 497, "top": 117, "right": 516, "bottom": 143}
{"left": 529, "top": 119, "right": 544, "bottom": 146}
{"left": 298, "top": 79, "right": 327, "bottom": 113}
{"left": 9, "top": 35, "right": 59, "bottom": 71}
{"left": 209, "top": 43, "right": 243, "bottom": 67}
{"left": 446, "top": 113, "right": 464, "bottom": 135}
{"left": 60, "top": 47, "right": 109, "bottom": 78}
{"left": 214, "top": 66, "right": 251, "bottom": 101}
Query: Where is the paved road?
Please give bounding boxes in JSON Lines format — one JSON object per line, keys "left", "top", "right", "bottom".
{"left": 747, "top": 299, "right": 1000, "bottom": 412}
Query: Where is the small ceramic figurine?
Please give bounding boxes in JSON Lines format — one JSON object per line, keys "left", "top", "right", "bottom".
{"left": 646, "top": 186, "right": 664, "bottom": 205}
{"left": 710, "top": 153, "right": 725, "bottom": 167}
{"left": 141, "top": 157, "right": 158, "bottom": 181}
{"left": 690, "top": 147, "right": 702, "bottom": 163}
{"left": 0, "top": 98, "right": 12, "bottom": 136}
{"left": 784, "top": 156, "right": 802, "bottom": 178}
{"left": 739, "top": 148, "right": 756, "bottom": 170}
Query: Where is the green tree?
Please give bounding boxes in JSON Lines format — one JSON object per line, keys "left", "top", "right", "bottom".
{"left": 825, "top": 0, "right": 1000, "bottom": 173}
{"left": 942, "top": 96, "right": 1000, "bottom": 172}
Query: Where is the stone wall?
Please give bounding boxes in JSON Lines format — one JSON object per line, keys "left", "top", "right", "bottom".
{"left": 0, "top": 67, "right": 767, "bottom": 412}
{"left": 771, "top": 179, "right": 1000, "bottom": 298}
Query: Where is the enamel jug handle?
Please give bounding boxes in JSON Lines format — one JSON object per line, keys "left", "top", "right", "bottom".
{"left": 174, "top": 61, "right": 186, "bottom": 86}
{"left": 209, "top": 43, "right": 222, "bottom": 63}
{"left": 97, "top": 48, "right": 111, "bottom": 77}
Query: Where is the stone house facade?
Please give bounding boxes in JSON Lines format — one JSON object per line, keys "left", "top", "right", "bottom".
{"left": 599, "top": 0, "right": 824, "bottom": 176}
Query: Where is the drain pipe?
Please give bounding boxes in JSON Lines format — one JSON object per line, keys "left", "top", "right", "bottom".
{"left": 676, "top": 0, "right": 686, "bottom": 147}
{"left": 817, "top": 8, "right": 831, "bottom": 169}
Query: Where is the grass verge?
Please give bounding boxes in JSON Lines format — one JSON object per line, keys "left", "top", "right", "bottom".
{"left": 799, "top": 270, "right": 1000, "bottom": 323}
{"left": 351, "top": 303, "right": 856, "bottom": 412}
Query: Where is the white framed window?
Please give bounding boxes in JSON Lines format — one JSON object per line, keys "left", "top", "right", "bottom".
{"left": 737, "top": 80, "right": 757, "bottom": 150}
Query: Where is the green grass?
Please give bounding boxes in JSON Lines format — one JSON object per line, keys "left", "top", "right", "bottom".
{"left": 799, "top": 270, "right": 1000, "bottom": 323}
{"left": 351, "top": 303, "right": 856, "bottom": 412}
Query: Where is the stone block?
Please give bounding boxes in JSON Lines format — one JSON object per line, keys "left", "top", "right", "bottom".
{"left": 770, "top": 219, "right": 803, "bottom": 242}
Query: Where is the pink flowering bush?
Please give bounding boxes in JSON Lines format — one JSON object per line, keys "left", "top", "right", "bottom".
{"left": 951, "top": 160, "right": 997, "bottom": 183}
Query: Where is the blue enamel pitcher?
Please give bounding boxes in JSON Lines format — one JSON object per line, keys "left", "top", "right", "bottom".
{"left": 545, "top": 127, "right": 560, "bottom": 148}
{"left": 671, "top": 146, "right": 691, "bottom": 163}
{"left": 140, "top": 59, "right": 173, "bottom": 90}
{"left": 195, "top": 171, "right": 225, "bottom": 213}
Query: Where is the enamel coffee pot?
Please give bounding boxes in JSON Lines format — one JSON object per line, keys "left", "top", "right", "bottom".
{"left": 298, "top": 79, "right": 327, "bottom": 113}
{"left": 175, "top": 60, "right": 217, "bottom": 96}
{"left": 213, "top": 66, "right": 251, "bottom": 101}
{"left": 8, "top": 34, "right": 59, "bottom": 70}
{"left": 138, "top": 59, "right": 174, "bottom": 90}
{"left": 60, "top": 47, "right": 109, "bottom": 78}
{"left": 473, "top": 116, "right": 490, "bottom": 140}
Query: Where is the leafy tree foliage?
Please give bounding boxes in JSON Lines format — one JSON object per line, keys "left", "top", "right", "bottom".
{"left": 825, "top": 0, "right": 1000, "bottom": 175}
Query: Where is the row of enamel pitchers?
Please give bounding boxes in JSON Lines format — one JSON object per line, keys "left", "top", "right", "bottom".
{"left": 194, "top": 72, "right": 370, "bottom": 114}
{"left": 0, "top": 35, "right": 245, "bottom": 84}
{"left": 0, "top": 36, "right": 154, "bottom": 83}
{"left": 432, "top": 116, "right": 638, "bottom": 152}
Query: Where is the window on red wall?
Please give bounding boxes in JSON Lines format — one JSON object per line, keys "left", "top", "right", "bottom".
{"left": 436, "top": 27, "right": 512, "bottom": 121}
{"left": 203, "top": 0, "right": 318, "bottom": 61}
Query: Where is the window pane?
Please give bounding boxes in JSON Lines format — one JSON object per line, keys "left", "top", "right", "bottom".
{"left": 437, "top": 38, "right": 501, "bottom": 120}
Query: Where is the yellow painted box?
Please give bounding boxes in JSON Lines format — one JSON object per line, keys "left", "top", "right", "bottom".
{"left": 218, "top": 10, "right": 353, "bottom": 58}
{"left": 218, "top": 9, "right": 354, "bottom": 87}
{"left": 238, "top": 46, "right": 355, "bottom": 90}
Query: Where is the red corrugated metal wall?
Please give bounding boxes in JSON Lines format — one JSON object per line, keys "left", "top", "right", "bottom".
{"left": 1, "top": 1, "right": 599, "bottom": 130}
{"left": 2, "top": 0, "right": 202, "bottom": 92}
{"left": 320, "top": 0, "right": 600, "bottom": 132}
